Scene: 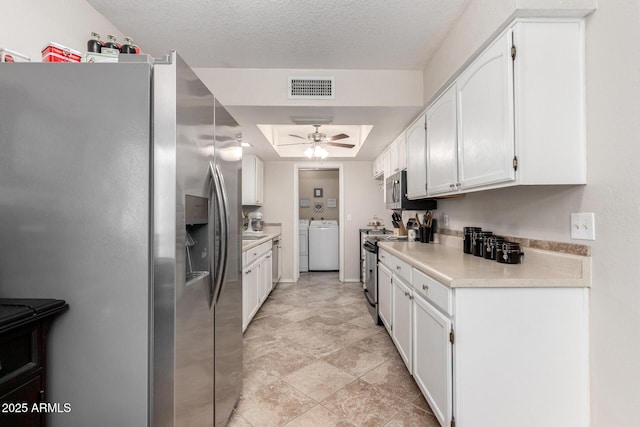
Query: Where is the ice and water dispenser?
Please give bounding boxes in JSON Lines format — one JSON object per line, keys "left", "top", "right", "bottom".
{"left": 185, "top": 195, "right": 209, "bottom": 284}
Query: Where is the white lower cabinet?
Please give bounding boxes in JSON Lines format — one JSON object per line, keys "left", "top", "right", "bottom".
{"left": 242, "top": 242, "right": 274, "bottom": 332}
{"left": 413, "top": 292, "right": 452, "bottom": 427}
{"left": 391, "top": 276, "right": 413, "bottom": 374}
{"left": 376, "top": 248, "right": 589, "bottom": 427}
{"left": 260, "top": 252, "right": 272, "bottom": 302}
{"left": 377, "top": 263, "right": 392, "bottom": 333}
{"left": 242, "top": 263, "right": 259, "bottom": 331}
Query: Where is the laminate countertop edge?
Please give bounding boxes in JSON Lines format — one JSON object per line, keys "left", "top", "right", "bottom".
{"left": 241, "top": 233, "right": 281, "bottom": 252}
{"left": 378, "top": 241, "right": 591, "bottom": 289}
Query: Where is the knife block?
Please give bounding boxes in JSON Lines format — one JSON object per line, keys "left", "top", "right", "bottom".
{"left": 394, "top": 222, "right": 408, "bottom": 236}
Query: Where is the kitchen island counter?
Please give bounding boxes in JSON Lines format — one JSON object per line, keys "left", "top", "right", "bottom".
{"left": 378, "top": 239, "right": 590, "bottom": 288}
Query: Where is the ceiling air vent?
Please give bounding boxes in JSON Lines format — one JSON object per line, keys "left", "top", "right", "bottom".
{"left": 288, "top": 76, "right": 335, "bottom": 100}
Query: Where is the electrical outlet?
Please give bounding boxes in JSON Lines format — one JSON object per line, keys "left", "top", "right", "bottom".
{"left": 443, "top": 214, "right": 449, "bottom": 227}
{"left": 571, "top": 213, "right": 595, "bottom": 240}
{"left": 347, "top": 214, "right": 352, "bottom": 221}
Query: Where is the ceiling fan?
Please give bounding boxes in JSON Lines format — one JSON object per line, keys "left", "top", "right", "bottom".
{"left": 280, "top": 125, "right": 355, "bottom": 149}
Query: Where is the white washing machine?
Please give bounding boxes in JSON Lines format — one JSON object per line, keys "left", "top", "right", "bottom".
{"left": 308, "top": 220, "right": 339, "bottom": 271}
{"left": 299, "top": 219, "right": 309, "bottom": 272}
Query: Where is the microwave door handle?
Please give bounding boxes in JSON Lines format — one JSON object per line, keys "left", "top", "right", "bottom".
{"left": 393, "top": 180, "right": 398, "bottom": 203}
{"left": 213, "top": 163, "right": 230, "bottom": 306}
{"left": 392, "top": 181, "right": 397, "bottom": 204}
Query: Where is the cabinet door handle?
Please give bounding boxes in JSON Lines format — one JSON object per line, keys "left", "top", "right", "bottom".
{"left": 422, "top": 284, "right": 429, "bottom": 291}
{"left": 246, "top": 269, "right": 252, "bottom": 273}
{"left": 396, "top": 266, "right": 401, "bottom": 270}
{"left": 449, "top": 184, "right": 456, "bottom": 188}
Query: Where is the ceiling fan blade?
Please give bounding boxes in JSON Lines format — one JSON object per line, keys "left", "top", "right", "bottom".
{"left": 325, "top": 142, "right": 355, "bottom": 148}
{"left": 288, "top": 134, "right": 309, "bottom": 140}
{"left": 278, "top": 142, "right": 310, "bottom": 146}
{"left": 328, "top": 133, "right": 349, "bottom": 141}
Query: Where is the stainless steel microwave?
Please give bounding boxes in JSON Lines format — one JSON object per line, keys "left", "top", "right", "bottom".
{"left": 385, "top": 170, "right": 437, "bottom": 211}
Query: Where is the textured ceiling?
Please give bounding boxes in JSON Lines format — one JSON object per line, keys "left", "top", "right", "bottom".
{"left": 85, "top": 0, "right": 472, "bottom": 160}
{"left": 85, "top": 0, "right": 471, "bottom": 70}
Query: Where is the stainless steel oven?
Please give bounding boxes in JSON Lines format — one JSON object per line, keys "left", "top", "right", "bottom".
{"left": 363, "top": 239, "right": 380, "bottom": 325}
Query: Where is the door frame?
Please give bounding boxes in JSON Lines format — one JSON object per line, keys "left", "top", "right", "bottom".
{"left": 293, "top": 162, "right": 345, "bottom": 282}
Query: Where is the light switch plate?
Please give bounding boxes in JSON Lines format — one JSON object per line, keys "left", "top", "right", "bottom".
{"left": 571, "top": 213, "right": 595, "bottom": 240}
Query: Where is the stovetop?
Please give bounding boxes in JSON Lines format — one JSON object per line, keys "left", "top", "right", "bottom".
{"left": 365, "top": 235, "right": 408, "bottom": 244}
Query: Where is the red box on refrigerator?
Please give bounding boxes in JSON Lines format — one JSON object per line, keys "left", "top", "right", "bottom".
{"left": 41, "top": 42, "right": 82, "bottom": 63}
{"left": 0, "top": 48, "right": 31, "bottom": 62}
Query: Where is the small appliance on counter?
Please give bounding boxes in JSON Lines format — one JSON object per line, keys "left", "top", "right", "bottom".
{"left": 245, "top": 211, "right": 264, "bottom": 233}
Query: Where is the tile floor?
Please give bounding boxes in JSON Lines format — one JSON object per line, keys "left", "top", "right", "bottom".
{"left": 227, "top": 272, "right": 440, "bottom": 427}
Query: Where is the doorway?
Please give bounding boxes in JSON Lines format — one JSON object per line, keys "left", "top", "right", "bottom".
{"left": 293, "top": 163, "right": 344, "bottom": 282}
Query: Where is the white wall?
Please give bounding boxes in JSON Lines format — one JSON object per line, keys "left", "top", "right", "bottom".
{"left": 262, "top": 160, "right": 385, "bottom": 282}
{"left": 0, "top": 0, "right": 125, "bottom": 61}
{"left": 422, "top": 0, "right": 640, "bottom": 424}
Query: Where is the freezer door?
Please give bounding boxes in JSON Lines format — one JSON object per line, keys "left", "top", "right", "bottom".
{"left": 153, "top": 53, "right": 217, "bottom": 426}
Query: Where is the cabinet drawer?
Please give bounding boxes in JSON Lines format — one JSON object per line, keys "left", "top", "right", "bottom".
{"left": 378, "top": 249, "right": 392, "bottom": 269}
{"left": 379, "top": 250, "right": 412, "bottom": 283}
{"left": 393, "top": 257, "right": 412, "bottom": 284}
{"left": 245, "top": 241, "right": 271, "bottom": 266}
{"left": 413, "top": 268, "right": 452, "bottom": 316}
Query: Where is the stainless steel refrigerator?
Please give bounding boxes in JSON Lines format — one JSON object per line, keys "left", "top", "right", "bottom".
{"left": 0, "top": 52, "right": 243, "bottom": 426}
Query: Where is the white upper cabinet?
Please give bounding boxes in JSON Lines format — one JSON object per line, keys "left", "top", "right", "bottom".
{"left": 457, "top": 29, "right": 515, "bottom": 191}
{"left": 389, "top": 140, "right": 399, "bottom": 175}
{"left": 373, "top": 152, "right": 384, "bottom": 178}
{"left": 426, "top": 84, "right": 459, "bottom": 196}
{"left": 242, "top": 154, "right": 264, "bottom": 206}
{"left": 405, "top": 114, "right": 427, "bottom": 199}
{"left": 421, "top": 18, "right": 586, "bottom": 197}
{"left": 396, "top": 131, "right": 407, "bottom": 172}
{"left": 512, "top": 19, "right": 586, "bottom": 184}
{"left": 382, "top": 147, "right": 391, "bottom": 178}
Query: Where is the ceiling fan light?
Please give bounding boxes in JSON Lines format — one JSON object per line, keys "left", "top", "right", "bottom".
{"left": 304, "top": 147, "right": 314, "bottom": 158}
{"left": 320, "top": 149, "right": 329, "bottom": 159}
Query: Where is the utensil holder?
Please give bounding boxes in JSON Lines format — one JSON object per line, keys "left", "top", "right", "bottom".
{"left": 420, "top": 226, "right": 430, "bottom": 243}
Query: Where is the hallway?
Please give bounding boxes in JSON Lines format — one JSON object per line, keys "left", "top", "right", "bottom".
{"left": 228, "top": 272, "right": 439, "bottom": 426}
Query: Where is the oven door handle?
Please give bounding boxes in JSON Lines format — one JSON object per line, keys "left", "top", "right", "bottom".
{"left": 363, "top": 288, "right": 376, "bottom": 308}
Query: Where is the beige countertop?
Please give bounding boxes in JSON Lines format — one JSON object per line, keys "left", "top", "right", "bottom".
{"left": 241, "top": 232, "right": 280, "bottom": 252}
{"left": 378, "top": 239, "right": 591, "bottom": 289}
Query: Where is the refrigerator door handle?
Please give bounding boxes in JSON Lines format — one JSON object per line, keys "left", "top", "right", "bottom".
{"left": 210, "top": 162, "right": 229, "bottom": 306}
{"left": 208, "top": 163, "right": 220, "bottom": 308}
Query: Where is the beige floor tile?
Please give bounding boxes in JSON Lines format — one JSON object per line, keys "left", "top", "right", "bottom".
{"left": 323, "top": 344, "right": 392, "bottom": 378}
{"left": 321, "top": 379, "right": 405, "bottom": 426}
{"left": 360, "top": 358, "right": 422, "bottom": 403}
{"left": 283, "top": 360, "right": 356, "bottom": 401}
{"left": 226, "top": 409, "right": 254, "bottom": 427}
{"left": 243, "top": 333, "right": 295, "bottom": 361}
{"left": 244, "top": 347, "right": 316, "bottom": 378}
{"left": 383, "top": 404, "right": 441, "bottom": 427}
{"left": 235, "top": 380, "right": 316, "bottom": 427}
{"left": 410, "top": 393, "right": 434, "bottom": 415}
{"left": 284, "top": 404, "right": 355, "bottom": 427}
{"left": 238, "top": 273, "right": 433, "bottom": 427}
